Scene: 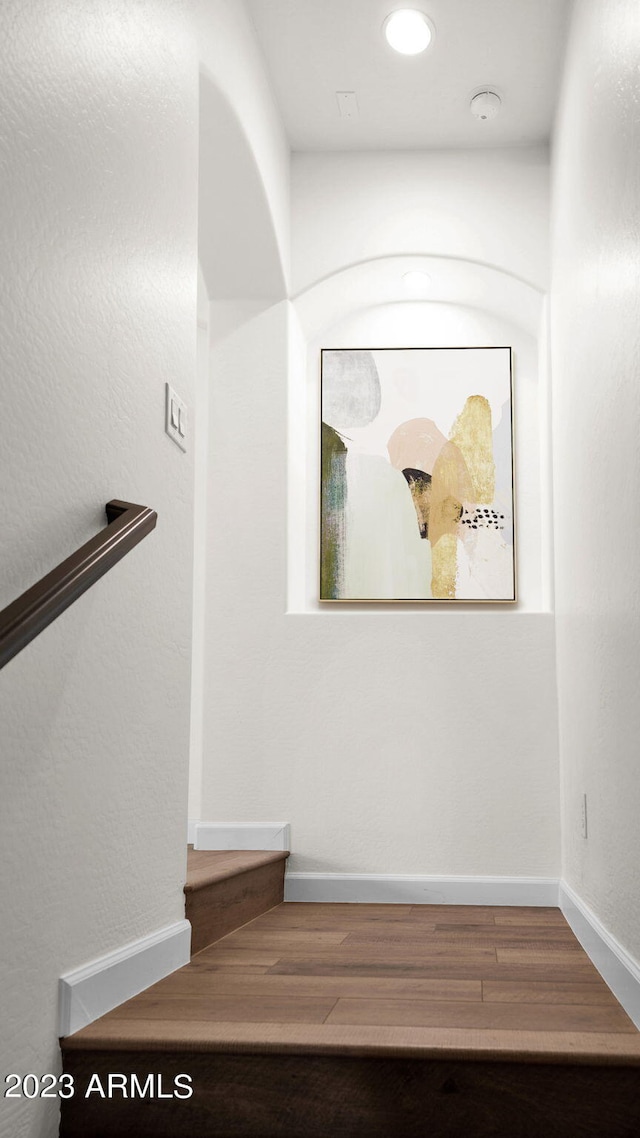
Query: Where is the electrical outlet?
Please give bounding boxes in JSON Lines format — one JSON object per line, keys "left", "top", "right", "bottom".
{"left": 580, "top": 793, "right": 588, "bottom": 839}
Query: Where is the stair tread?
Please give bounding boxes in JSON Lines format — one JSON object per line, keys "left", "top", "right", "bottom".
{"left": 62, "top": 902, "right": 640, "bottom": 1067}
{"left": 184, "top": 849, "right": 289, "bottom": 893}
{"left": 60, "top": 904, "right": 640, "bottom": 1138}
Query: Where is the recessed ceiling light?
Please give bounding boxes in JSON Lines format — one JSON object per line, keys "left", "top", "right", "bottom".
{"left": 402, "top": 270, "right": 432, "bottom": 293}
{"left": 384, "top": 10, "right": 434, "bottom": 55}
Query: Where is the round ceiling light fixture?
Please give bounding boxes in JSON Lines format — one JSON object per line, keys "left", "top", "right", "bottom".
{"left": 470, "top": 89, "right": 502, "bottom": 121}
{"left": 402, "top": 270, "right": 432, "bottom": 293}
{"left": 383, "top": 10, "right": 434, "bottom": 55}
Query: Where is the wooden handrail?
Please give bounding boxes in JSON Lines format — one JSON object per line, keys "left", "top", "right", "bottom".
{"left": 0, "top": 500, "right": 157, "bottom": 670}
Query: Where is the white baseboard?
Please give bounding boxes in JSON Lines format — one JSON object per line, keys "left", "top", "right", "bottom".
{"left": 284, "top": 873, "right": 559, "bottom": 906}
{"left": 559, "top": 881, "right": 640, "bottom": 1030}
{"left": 194, "top": 822, "right": 291, "bottom": 851}
{"left": 187, "top": 819, "right": 197, "bottom": 845}
{"left": 59, "top": 920, "right": 191, "bottom": 1037}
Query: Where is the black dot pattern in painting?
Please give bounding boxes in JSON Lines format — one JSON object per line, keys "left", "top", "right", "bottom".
{"left": 459, "top": 507, "right": 505, "bottom": 531}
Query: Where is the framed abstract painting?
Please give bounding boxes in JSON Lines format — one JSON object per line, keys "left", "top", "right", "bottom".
{"left": 320, "top": 346, "right": 515, "bottom": 602}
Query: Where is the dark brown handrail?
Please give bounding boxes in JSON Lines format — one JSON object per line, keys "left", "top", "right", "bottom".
{"left": 0, "top": 500, "right": 157, "bottom": 670}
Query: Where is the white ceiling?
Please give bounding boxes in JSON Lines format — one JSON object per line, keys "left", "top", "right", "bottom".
{"left": 247, "top": 0, "right": 571, "bottom": 151}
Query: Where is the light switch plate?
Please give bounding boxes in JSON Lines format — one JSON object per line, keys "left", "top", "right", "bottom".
{"left": 165, "top": 383, "right": 187, "bottom": 452}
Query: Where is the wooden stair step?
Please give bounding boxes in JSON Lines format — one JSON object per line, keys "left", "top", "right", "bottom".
{"left": 184, "top": 849, "right": 289, "bottom": 955}
{"left": 60, "top": 1049, "right": 640, "bottom": 1137}
{"left": 60, "top": 902, "right": 640, "bottom": 1136}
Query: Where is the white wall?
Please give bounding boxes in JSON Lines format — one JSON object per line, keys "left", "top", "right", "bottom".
{"left": 201, "top": 299, "right": 290, "bottom": 824}
{"left": 292, "top": 148, "right": 550, "bottom": 295}
{"left": 551, "top": 0, "right": 640, "bottom": 960}
{"left": 0, "top": 3, "right": 197, "bottom": 1135}
{"left": 200, "top": 147, "right": 561, "bottom": 879}
{"left": 188, "top": 265, "right": 211, "bottom": 825}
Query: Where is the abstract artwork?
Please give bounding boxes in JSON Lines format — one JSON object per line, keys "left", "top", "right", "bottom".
{"left": 320, "top": 347, "right": 515, "bottom": 602}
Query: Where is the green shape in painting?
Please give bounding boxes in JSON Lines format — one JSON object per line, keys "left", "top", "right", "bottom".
{"left": 320, "top": 422, "right": 347, "bottom": 599}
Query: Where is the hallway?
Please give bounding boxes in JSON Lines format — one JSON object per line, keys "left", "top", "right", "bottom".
{"left": 2, "top": 2, "right": 640, "bottom": 1136}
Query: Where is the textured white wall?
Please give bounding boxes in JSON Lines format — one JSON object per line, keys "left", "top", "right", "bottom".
{"left": 551, "top": 1, "right": 640, "bottom": 959}
{"left": 0, "top": 3, "right": 197, "bottom": 1135}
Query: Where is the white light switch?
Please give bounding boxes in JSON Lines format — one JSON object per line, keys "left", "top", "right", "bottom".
{"left": 165, "top": 383, "right": 187, "bottom": 452}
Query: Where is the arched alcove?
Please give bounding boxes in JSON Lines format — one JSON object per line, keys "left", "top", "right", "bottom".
{"left": 289, "top": 254, "right": 551, "bottom": 614}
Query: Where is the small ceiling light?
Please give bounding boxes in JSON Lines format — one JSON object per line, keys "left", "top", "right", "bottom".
{"left": 384, "top": 10, "right": 434, "bottom": 55}
{"left": 402, "top": 270, "right": 432, "bottom": 293}
{"left": 470, "top": 89, "right": 502, "bottom": 121}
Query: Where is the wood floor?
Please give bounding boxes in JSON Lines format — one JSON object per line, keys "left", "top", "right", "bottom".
{"left": 65, "top": 902, "right": 640, "bottom": 1060}
{"left": 61, "top": 902, "right": 640, "bottom": 1136}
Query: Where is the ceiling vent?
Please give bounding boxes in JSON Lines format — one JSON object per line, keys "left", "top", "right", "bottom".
{"left": 336, "top": 91, "right": 359, "bottom": 121}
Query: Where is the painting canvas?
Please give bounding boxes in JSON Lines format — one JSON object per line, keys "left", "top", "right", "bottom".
{"left": 320, "top": 347, "right": 515, "bottom": 602}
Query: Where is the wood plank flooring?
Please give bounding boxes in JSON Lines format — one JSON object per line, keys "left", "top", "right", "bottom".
{"left": 66, "top": 902, "right": 640, "bottom": 1064}
{"left": 61, "top": 903, "right": 640, "bottom": 1137}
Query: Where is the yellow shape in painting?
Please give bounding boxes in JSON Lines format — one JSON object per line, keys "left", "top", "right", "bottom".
{"left": 429, "top": 441, "right": 474, "bottom": 548}
{"left": 450, "top": 395, "right": 495, "bottom": 503}
{"left": 432, "top": 534, "right": 458, "bottom": 599}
